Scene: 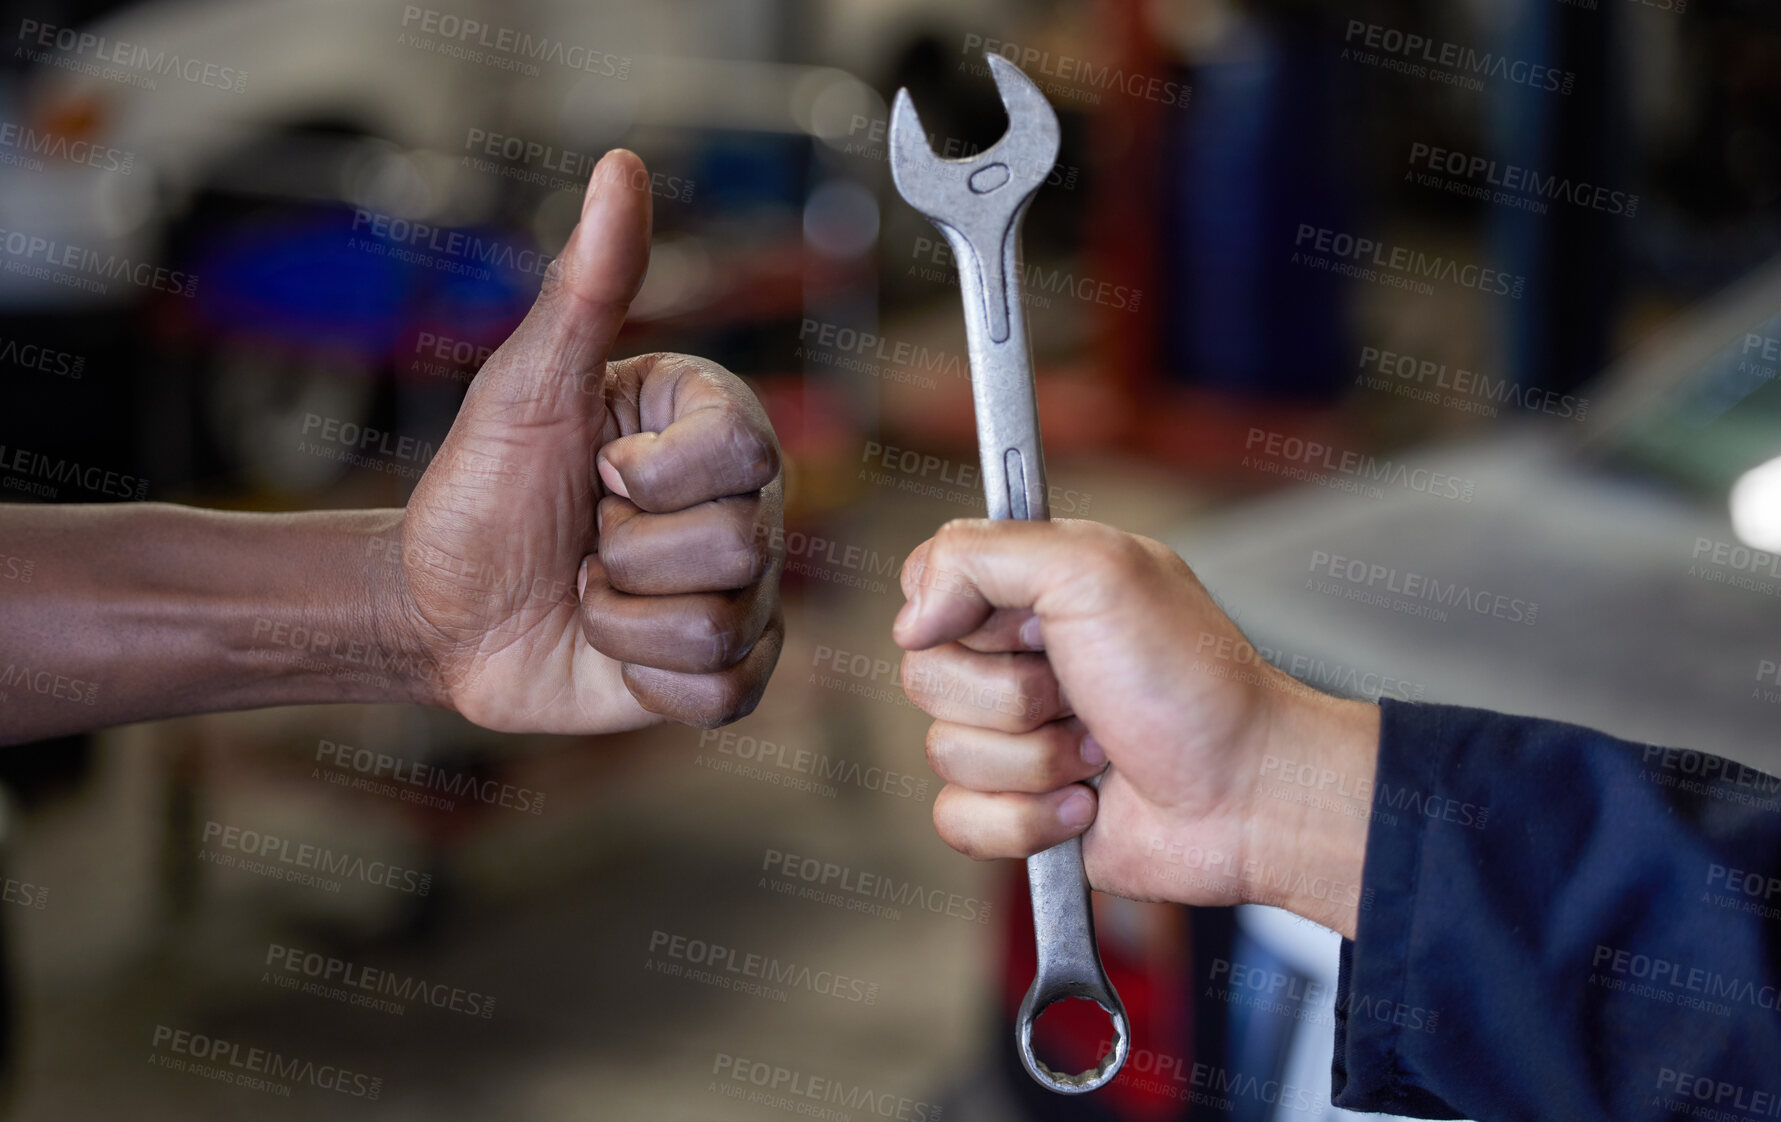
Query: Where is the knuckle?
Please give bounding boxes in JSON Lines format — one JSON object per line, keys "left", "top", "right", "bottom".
{"left": 579, "top": 602, "right": 619, "bottom": 657}
{"left": 1002, "top": 665, "right": 1050, "bottom": 730}
{"left": 621, "top": 449, "right": 664, "bottom": 503}
{"left": 933, "top": 793, "right": 989, "bottom": 861}
{"left": 1021, "top": 802, "right": 1063, "bottom": 849}
{"left": 929, "top": 519, "right": 974, "bottom": 560}
{"left": 597, "top": 546, "right": 636, "bottom": 593}
{"left": 600, "top": 563, "right": 633, "bottom": 597}
{"left": 1038, "top": 730, "right": 1079, "bottom": 787}
{"left": 619, "top": 663, "right": 670, "bottom": 719}
{"left": 917, "top": 519, "right": 995, "bottom": 599}
{"left": 697, "top": 367, "right": 780, "bottom": 486}
{"left": 1008, "top": 659, "right": 1043, "bottom": 699}
{"left": 537, "top": 253, "right": 574, "bottom": 304}
{"left": 1133, "top": 532, "right": 1175, "bottom": 562}
{"left": 932, "top": 801, "right": 967, "bottom": 856}
{"left": 687, "top": 607, "right": 746, "bottom": 671}
{"left": 537, "top": 250, "right": 626, "bottom": 326}
{"left": 723, "top": 511, "right": 775, "bottom": 585}
{"left": 901, "top": 653, "right": 952, "bottom": 718}
{"left": 923, "top": 724, "right": 953, "bottom": 780}
{"left": 1081, "top": 524, "right": 1146, "bottom": 577}
{"left": 684, "top": 705, "right": 729, "bottom": 731}
{"left": 1136, "top": 532, "right": 1194, "bottom": 580}
{"left": 899, "top": 652, "right": 929, "bottom": 700}
{"left": 729, "top": 424, "right": 781, "bottom": 491}
{"left": 702, "top": 669, "right": 764, "bottom": 728}
{"left": 658, "top": 352, "right": 717, "bottom": 384}
{"left": 920, "top": 524, "right": 962, "bottom": 583}
{"left": 595, "top": 500, "right": 620, "bottom": 539}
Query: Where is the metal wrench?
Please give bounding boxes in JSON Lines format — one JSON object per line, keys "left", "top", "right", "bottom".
{"left": 888, "top": 54, "right": 1129, "bottom": 1095}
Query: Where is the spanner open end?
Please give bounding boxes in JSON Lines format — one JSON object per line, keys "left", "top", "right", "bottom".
{"left": 887, "top": 53, "right": 1061, "bottom": 227}
{"left": 889, "top": 53, "right": 1061, "bottom": 350}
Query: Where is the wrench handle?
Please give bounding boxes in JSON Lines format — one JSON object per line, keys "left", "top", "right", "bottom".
{"left": 934, "top": 214, "right": 1131, "bottom": 1095}
{"left": 935, "top": 218, "right": 1051, "bottom": 523}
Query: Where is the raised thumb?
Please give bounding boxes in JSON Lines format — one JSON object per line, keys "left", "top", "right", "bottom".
{"left": 472, "top": 148, "right": 653, "bottom": 414}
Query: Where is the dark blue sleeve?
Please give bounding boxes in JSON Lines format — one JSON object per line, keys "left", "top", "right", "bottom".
{"left": 1330, "top": 699, "right": 1781, "bottom": 1121}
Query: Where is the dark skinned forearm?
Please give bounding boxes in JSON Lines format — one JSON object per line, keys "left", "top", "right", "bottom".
{"left": 0, "top": 503, "right": 439, "bottom": 745}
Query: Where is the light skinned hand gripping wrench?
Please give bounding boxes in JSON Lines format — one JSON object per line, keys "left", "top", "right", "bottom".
{"left": 889, "top": 54, "right": 1129, "bottom": 1095}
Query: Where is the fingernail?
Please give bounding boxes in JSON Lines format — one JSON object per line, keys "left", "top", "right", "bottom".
{"left": 1080, "top": 734, "right": 1106, "bottom": 768}
{"left": 597, "top": 455, "right": 629, "bottom": 499}
{"left": 577, "top": 556, "right": 590, "bottom": 599}
{"left": 1019, "top": 614, "right": 1043, "bottom": 649}
{"left": 1058, "top": 787, "right": 1095, "bottom": 830}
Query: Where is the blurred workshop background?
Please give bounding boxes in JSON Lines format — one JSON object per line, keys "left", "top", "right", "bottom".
{"left": 0, "top": 0, "right": 1779, "bottom": 1119}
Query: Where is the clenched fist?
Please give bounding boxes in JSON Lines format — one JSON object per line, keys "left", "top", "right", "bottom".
{"left": 892, "top": 519, "right": 1379, "bottom": 936}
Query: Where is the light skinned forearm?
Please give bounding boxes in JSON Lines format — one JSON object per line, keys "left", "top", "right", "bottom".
{"left": 0, "top": 503, "right": 441, "bottom": 745}
{"left": 1240, "top": 689, "right": 1382, "bottom": 939}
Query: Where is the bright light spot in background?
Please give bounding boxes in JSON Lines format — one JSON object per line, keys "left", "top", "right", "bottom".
{"left": 803, "top": 180, "right": 879, "bottom": 260}
{"left": 1730, "top": 454, "right": 1781, "bottom": 551}
{"left": 92, "top": 163, "right": 154, "bottom": 239}
{"left": 792, "top": 69, "right": 885, "bottom": 149}
{"left": 343, "top": 141, "right": 436, "bottom": 220}
{"left": 628, "top": 235, "right": 715, "bottom": 322}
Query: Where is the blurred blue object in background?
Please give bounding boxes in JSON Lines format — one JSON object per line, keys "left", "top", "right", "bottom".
{"left": 1160, "top": 15, "right": 1353, "bottom": 402}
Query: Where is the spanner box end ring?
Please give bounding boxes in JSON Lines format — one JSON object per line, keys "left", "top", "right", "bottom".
{"left": 1014, "top": 985, "right": 1131, "bottom": 1094}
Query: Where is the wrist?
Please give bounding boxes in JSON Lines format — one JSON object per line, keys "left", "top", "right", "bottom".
{"left": 354, "top": 509, "right": 457, "bottom": 712}
{"left": 1241, "top": 678, "right": 1382, "bottom": 938}
{"left": 229, "top": 507, "right": 454, "bottom": 711}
